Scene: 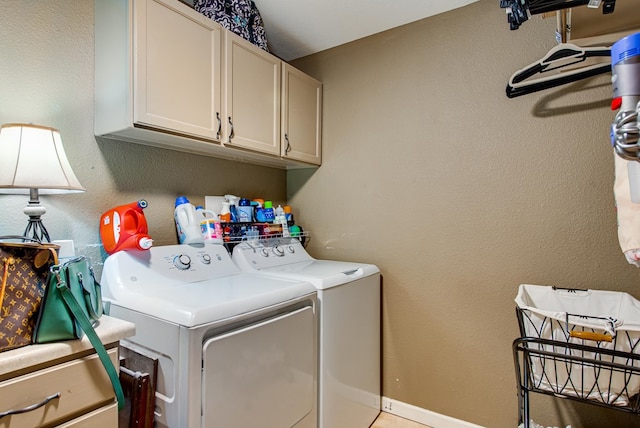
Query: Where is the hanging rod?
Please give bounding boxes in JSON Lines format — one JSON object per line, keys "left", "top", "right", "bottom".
{"left": 500, "top": 0, "right": 616, "bottom": 30}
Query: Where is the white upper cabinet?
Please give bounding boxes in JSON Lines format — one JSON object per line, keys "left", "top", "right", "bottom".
{"left": 223, "top": 31, "right": 281, "bottom": 156}
{"left": 134, "top": 0, "right": 222, "bottom": 140}
{"left": 281, "top": 64, "right": 322, "bottom": 166}
{"left": 95, "top": 0, "right": 321, "bottom": 169}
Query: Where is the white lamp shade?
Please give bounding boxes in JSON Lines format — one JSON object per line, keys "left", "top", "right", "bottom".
{"left": 0, "top": 123, "right": 86, "bottom": 195}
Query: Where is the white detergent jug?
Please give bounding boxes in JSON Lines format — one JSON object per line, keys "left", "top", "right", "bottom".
{"left": 174, "top": 196, "right": 204, "bottom": 246}
{"left": 196, "top": 206, "right": 223, "bottom": 244}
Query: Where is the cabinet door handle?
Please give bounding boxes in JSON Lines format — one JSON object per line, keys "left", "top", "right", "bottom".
{"left": 284, "top": 133, "right": 291, "bottom": 154}
{"left": 0, "top": 392, "right": 61, "bottom": 419}
{"left": 227, "top": 117, "right": 234, "bottom": 143}
{"left": 216, "top": 112, "right": 221, "bottom": 139}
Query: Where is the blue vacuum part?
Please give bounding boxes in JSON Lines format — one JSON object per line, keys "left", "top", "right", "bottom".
{"left": 612, "top": 32, "right": 640, "bottom": 65}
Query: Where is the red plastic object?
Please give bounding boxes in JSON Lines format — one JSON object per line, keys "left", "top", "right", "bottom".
{"left": 612, "top": 97, "right": 623, "bottom": 110}
{"left": 100, "top": 199, "right": 153, "bottom": 255}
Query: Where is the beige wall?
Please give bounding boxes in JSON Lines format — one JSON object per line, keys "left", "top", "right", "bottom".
{"left": 3, "top": 1, "right": 640, "bottom": 427}
{"left": 0, "top": 0, "right": 286, "bottom": 276}
{"left": 291, "top": 1, "right": 640, "bottom": 427}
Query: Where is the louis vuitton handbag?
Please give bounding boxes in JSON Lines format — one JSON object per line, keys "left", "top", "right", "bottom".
{"left": 33, "top": 255, "right": 125, "bottom": 409}
{"left": 0, "top": 237, "right": 58, "bottom": 352}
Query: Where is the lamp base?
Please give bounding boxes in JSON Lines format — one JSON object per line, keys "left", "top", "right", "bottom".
{"left": 23, "top": 189, "right": 51, "bottom": 242}
{"left": 23, "top": 218, "right": 51, "bottom": 243}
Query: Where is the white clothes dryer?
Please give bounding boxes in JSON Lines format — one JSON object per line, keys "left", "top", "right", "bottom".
{"left": 101, "top": 243, "right": 317, "bottom": 428}
{"left": 232, "top": 238, "right": 381, "bottom": 428}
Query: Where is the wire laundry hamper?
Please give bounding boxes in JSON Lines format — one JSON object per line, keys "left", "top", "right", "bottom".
{"left": 513, "top": 284, "right": 640, "bottom": 427}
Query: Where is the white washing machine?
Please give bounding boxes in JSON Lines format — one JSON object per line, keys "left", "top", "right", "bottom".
{"left": 232, "top": 238, "right": 380, "bottom": 428}
{"left": 101, "top": 243, "right": 318, "bottom": 428}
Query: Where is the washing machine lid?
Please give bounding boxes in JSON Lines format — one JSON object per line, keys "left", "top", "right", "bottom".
{"left": 257, "top": 260, "right": 379, "bottom": 289}
{"left": 101, "top": 244, "right": 316, "bottom": 327}
{"left": 232, "top": 241, "right": 380, "bottom": 290}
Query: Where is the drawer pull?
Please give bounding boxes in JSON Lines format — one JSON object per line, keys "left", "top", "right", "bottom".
{"left": 0, "top": 392, "right": 61, "bottom": 419}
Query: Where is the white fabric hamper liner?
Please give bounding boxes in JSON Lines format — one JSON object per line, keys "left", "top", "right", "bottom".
{"left": 515, "top": 284, "right": 640, "bottom": 406}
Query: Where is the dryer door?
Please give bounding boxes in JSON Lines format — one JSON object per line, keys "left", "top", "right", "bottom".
{"left": 202, "top": 306, "right": 315, "bottom": 428}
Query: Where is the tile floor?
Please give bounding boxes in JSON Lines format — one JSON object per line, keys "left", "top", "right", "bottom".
{"left": 370, "top": 412, "right": 432, "bottom": 428}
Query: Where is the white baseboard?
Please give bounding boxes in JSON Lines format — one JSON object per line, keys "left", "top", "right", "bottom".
{"left": 381, "top": 397, "right": 485, "bottom": 428}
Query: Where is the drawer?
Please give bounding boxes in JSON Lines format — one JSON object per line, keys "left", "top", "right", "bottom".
{"left": 58, "top": 402, "right": 118, "bottom": 427}
{"left": 0, "top": 348, "right": 118, "bottom": 428}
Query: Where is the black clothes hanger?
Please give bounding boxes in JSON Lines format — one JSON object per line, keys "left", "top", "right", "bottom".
{"left": 506, "top": 43, "right": 611, "bottom": 98}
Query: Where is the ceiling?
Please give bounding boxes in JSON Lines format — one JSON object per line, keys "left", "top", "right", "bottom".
{"left": 252, "top": 0, "right": 479, "bottom": 61}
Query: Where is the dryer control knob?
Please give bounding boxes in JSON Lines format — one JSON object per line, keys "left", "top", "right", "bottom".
{"left": 174, "top": 254, "right": 192, "bottom": 270}
{"left": 273, "top": 245, "right": 285, "bottom": 257}
{"left": 286, "top": 245, "right": 295, "bottom": 254}
{"left": 260, "top": 248, "right": 270, "bottom": 257}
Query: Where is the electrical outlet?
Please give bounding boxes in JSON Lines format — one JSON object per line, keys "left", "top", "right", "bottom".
{"left": 78, "top": 243, "right": 106, "bottom": 280}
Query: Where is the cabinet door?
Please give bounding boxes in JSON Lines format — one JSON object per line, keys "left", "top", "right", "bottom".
{"left": 134, "top": 0, "right": 222, "bottom": 141}
{"left": 281, "top": 64, "right": 322, "bottom": 165}
{"left": 224, "top": 31, "right": 281, "bottom": 156}
{"left": 0, "top": 349, "right": 118, "bottom": 427}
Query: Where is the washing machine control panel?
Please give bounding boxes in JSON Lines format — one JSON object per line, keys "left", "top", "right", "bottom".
{"left": 103, "top": 243, "right": 241, "bottom": 288}
{"left": 232, "top": 239, "right": 313, "bottom": 270}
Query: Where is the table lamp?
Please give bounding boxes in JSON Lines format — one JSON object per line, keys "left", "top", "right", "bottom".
{"left": 0, "top": 123, "right": 86, "bottom": 242}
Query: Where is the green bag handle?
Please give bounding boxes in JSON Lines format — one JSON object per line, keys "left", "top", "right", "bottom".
{"left": 52, "top": 267, "right": 125, "bottom": 410}
{"left": 76, "top": 265, "right": 103, "bottom": 321}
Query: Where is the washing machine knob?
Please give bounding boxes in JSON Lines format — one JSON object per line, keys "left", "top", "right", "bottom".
{"left": 260, "top": 248, "right": 270, "bottom": 257}
{"left": 200, "top": 254, "right": 212, "bottom": 264}
{"left": 287, "top": 245, "right": 295, "bottom": 254}
{"left": 272, "top": 245, "right": 285, "bottom": 257}
{"left": 174, "top": 254, "right": 192, "bottom": 270}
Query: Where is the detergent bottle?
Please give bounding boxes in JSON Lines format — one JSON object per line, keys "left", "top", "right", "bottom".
{"left": 174, "top": 196, "right": 205, "bottom": 246}
{"left": 100, "top": 199, "right": 153, "bottom": 255}
{"left": 237, "top": 198, "right": 253, "bottom": 222}
{"left": 196, "top": 206, "right": 223, "bottom": 244}
{"left": 262, "top": 201, "right": 275, "bottom": 223}
{"left": 225, "top": 194, "right": 239, "bottom": 222}
{"left": 274, "top": 205, "right": 290, "bottom": 237}
{"left": 253, "top": 199, "right": 267, "bottom": 222}
{"left": 283, "top": 205, "right": 294, "bottom": 223}
{"left": 219, "top": 202, "right": 231, "bottom": 222}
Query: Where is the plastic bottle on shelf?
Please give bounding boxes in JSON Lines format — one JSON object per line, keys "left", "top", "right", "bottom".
{"left": 225, "top": 195, "right": 239, "bottom": 222}
{"left": 229, "top": 204, "right": 238, "bottom": 222}
{"left": 196, "top": 206, "right": 223, "bottom": 244}
{"left": 174, "top": 197, "right": 204, "bottom": 246}
{"left": 255, "top": 207, "right": 267, "bottom": 222}
{"left": 220, "top": 202, "right": 231, "bottom": 222}
{"left": 225, "top": 195, "right": 239, "bottom": 206}
{"left": 238, "top": 198, "right": 253, "bottom": 222}
{"left": 262, "top": 201, "right": 275, "bottom": 223}
{"left": 275, "top": 205, "right": 290, "bottom": 237}
{"left": 283, "top": 205, "right": 294, "bottom": 224}
{"left": 246, "top": 225, "right": 259, "bottom": 242}
{"left": 253, "top": 199, "right": 266, "bottom": 222}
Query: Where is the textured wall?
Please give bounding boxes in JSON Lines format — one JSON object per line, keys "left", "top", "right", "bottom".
{"left": 291, "top": 1, "right": 640, "bottom": 427}
{"left": 4, "top": 1, "right": 640, "bottom": 427}
{"left": 0, "top": 0, "right": 286, "bottom": 277}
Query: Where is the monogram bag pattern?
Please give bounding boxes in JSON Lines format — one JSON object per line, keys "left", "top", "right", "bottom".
{"left": 0, "top": 241, "right": 57, "bottom": 352}
{"left": 194, "top": 0, "right": 269, "bottom": 52}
